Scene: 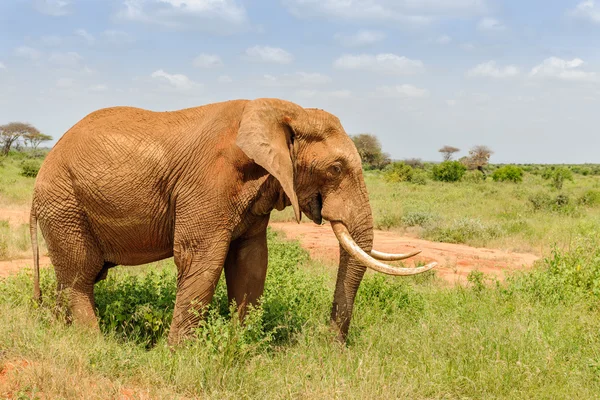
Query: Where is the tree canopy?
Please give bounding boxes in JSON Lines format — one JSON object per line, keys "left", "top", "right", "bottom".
{"left": 438, "top": 145, "right": 460, "bottom": 161}
{"left": 351, "top": 133, "right": 391, "bottom": 170}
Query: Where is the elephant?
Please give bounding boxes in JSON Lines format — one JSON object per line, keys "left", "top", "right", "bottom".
{"left": 29, "top": 98, "right": 436, "bottom": 345}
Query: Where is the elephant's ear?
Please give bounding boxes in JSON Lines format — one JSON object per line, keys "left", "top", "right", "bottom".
{"left": 236, "top": 98, "right": 306, "bottom": 223}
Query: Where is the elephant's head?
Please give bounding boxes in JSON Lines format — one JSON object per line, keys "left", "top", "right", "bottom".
{"left": 236, "top": 98, "right": 436, "bottom": 342}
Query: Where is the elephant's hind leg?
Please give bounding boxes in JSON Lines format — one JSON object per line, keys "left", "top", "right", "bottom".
{"left": 43, "top": 213, "right": 105, "bottom": 330}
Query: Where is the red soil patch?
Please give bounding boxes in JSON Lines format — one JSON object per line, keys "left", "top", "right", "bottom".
{"left": 0, "top": 208, "right": 29, "bottom": 227}
{"left": 269, "top": 222, "right": 540, "bottom": 285}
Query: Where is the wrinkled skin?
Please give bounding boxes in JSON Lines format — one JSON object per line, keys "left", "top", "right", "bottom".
{"left": 30, "top": 98, "right": 392, "bottom": 345}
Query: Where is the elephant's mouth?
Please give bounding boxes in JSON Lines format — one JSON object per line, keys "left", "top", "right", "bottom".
{"left": 304, "top": 192, "right": 323, "bottom": 225}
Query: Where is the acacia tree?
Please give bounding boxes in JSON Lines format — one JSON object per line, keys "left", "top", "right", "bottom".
{"left": 438, "top": 145, "right": 460, "bottom": 161}
{"left": 464, "top": 145, "right": 493, "bottom": 176}
{"left": 0, "top": 122, "right": 40, "bottom": 155}
{"left": 351, "top": 133, "right": 391, "bottom": 170}
{"left": 23, "top": 131, "right": 52, "bottom": 150}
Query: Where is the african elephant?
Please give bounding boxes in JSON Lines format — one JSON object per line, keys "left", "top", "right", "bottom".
{"left": 30, "top": 98, "right": 436, "bottom": 345}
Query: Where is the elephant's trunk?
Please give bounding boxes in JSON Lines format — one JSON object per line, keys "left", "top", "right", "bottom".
{"left": 328, "top": 182, "right": 436, "bottom": 342}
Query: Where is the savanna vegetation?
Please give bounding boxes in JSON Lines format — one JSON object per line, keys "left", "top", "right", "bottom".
{"left": 2, "top": 144, "right": 600, "bottom": 398}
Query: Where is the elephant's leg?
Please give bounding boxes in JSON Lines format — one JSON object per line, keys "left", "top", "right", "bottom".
{"left": 47, "top": 228, "right": 104, "bottom": 329}
{"left": 168, "top": 234, "right": 231, "bottom": 346}
{"left": 224, "top": 222, "right": 269, "bottom": 320}
{"left": 40, "top": 204, "right": 105, "bottom": 329}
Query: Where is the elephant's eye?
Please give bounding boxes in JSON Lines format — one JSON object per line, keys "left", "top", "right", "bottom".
{"left": 328, "top": 164, "right": 342, "bottom": 179}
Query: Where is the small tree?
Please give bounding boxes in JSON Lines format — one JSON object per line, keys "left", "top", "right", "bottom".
{"left": 438, "top": 145, "right": 460, "bottom": 161}
{"left": 23, "top": 131, "right": 52, "bottom": 150}
{"left": 351, "top": 133, "right": 391, "bottom": 170}
{"left": 464, "top": 145, "right": 493, "bottom": 176}
{"left": 432, "top": 161, "right": 466, "bottom": 182}
{"left": 0, "top": 122, "right": 40, "bottom": 155}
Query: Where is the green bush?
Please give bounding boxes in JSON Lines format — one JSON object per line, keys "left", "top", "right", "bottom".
{"left": 542, "top": 167, "right": 573, "bottom": 190}
{"left": 462, "top": 170, "right": 485, "bottom": 183}
{"left": 410, "top": 169, "right": 428, "bottom": 185}
{"left": 425, "top": 217, "right": 503, "bottom": 245}
{"left": 507, "top": 232, "right": 600, "bottom": 304}
{"left": 528, "top": 191, "right": 578, "bottom": 215}
{"left": 578, "top": 190, "right": 600, "bottom": 207}
{"left": 401, "top": 211, "right": 437, "bottom": 227}
{"left": 383, "top": 162, "right": 414, "bottom": 183}
{"left": 432, "top": 161, "right": 466, "bottom": 182}
{"left": 492, "top": 165, "right": 524, "bottom": 183}
{"left": 20, "top": 159, "right": 41, "bottom": 178}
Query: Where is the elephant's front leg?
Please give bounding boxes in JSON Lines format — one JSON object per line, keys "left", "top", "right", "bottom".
{"left": 224, "top": 218, "right": 269, "bottom": 320}
{"left": 168, "top": 232, "right": 231, "bottom": 346}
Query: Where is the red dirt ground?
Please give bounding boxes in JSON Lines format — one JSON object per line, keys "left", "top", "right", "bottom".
{"left": 269, "top": 222, "right": 540, "bottom": 285}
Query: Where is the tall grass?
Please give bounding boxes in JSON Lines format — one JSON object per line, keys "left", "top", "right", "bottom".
{"left": 2, "top": 229, "right": 600, "bottom": 398}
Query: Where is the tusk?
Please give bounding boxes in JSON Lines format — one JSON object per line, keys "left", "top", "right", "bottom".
{"left": 331, "top": 221, "right": 437, "bottom": 276}
{"left": 370, "top": 249, "right": 421, "bottom": 261}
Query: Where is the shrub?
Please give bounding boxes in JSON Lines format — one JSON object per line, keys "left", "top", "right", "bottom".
{"left": 384, "top": 162, "right": 414, "bottom": 183}
{"left": 20, "top": 159, "right": 41, "bottom": 178}
{"left": 410, "top": 169, "right": 428, "bottom": 185}
{"left": 528, "top": 191, "right": 578, "bottom": 215}
{"left": 492, "top": 165, "right": 524, "bottom": 183}
{"left": 375, "top": 212, "right": 402, "bottom": 230}
{"left": 425, "top": 217, "right": 503, "bottom": 244}
{"left": 462, "top": 170, "right": 485, "bottom": 183}
{"left": 507, "top": 231, "right": 600, "bottom": 304}
{"left": 542, "top": 167, "right": 573, "bottom": 190}
{"left": 401, "top": 211, "right": 437, "bottom": 227}
{"left": 432, "top": 161, "right": 466, "bottom": 182}
{"left": 578, "top": 190, "right": 600, "bottom": 207}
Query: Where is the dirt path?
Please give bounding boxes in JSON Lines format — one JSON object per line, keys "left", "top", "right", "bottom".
{"left": 269, "top": 222, "right": 540, "bottom": 285}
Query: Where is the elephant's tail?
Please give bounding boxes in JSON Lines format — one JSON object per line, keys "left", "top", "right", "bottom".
{"left": 30, "top": 204, "right": 41, "bottom": 303}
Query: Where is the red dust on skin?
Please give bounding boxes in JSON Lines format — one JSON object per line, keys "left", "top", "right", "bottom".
{"left": 269, "top": 222, "right": 540, "bottom": 285}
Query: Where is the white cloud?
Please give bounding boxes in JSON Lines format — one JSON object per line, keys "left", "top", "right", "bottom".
{"left": 0, "top": 62, "right": 5, "bottom": 69}
{"left": 245, "top": 46, "right": 293, "bottom": 64}
{"left": 89, "top": 84, "right": 108, "bottom": 92}
{"left": 33, "top": 0, "right": 71, "bottom": 16}
{"left": 116, "top": 0, "right": 248, "bottom": 32}
{"left": 75, "top": 29, "right": 95, "bottom": 45}
{"left": 436, "top": 34, "right": 452, "bottom": 44}
{"left": 283, "top": 0, "right": 487, "bottom": 24}
{"left": 193, "top": 53, "right": 223, "bottom": 68}
{"left": 568, "top": 1, "right": 600, "bottom": 23}
{"left": 375, "top": 84, "right": 430, "bottom": 98}
{"left": 334, "top": 30, "right": 386, "bottom": 47}
{"left": 217, "top": 75, "right": 233, "bottom": 83}
{"left": 333, "top": 53, "right": 424, "bottom": 75}
{"left": 261, "top": 72, "right": 332, "bottom": 87}
{"left": 56, "top": 77, "right": 74, "bottom": 88}
{"left": 446, "top": 99, "right": 457, "bottom": 106}
{"left": 461, "top": 42, "right": 476, "bottom": 51}
{"left": 477, "top": 17, "right": 506, "bottom": 31}
{"left": 467, "top": 61, "right": 519, "bottom": 78}
{"left": 529, "top": 57, "right": 598, "bottom": 82}
{"left": 151, "top": 69, "right": 199, "bottom": 90}
{"left": 49, "top": 52, "right": 83, "bottom": 68}
{"left": 15, "top": 46, "right": 42, "bottom": 60}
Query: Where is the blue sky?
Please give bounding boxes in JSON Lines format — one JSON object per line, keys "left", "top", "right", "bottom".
{"left": 1, "top": 0, "right": 599, "bottom": 163}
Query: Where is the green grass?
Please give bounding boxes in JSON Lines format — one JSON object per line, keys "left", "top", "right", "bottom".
{"left": 2, "top": 229, "right": 600, "bottom": 398}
